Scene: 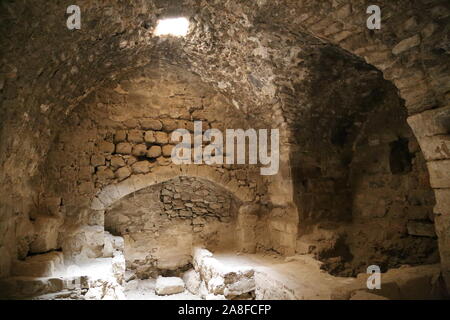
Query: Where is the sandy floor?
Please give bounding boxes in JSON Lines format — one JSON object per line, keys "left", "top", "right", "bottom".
{"left": 213, "top": 252, "right": 356, "bottom": 299}
{"left": 123, "top": 252, "right": 356, "bottom": 300}
{"left": 124, "top": 278, "right": 202, "bottom": 300}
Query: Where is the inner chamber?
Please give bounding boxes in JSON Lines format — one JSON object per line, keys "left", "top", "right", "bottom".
{"left": 1, "top": 0, "right": 449, "bottom": 300}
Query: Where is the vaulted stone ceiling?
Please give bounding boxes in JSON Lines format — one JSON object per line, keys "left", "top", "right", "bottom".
{"left": 1, "top": 0, "right": 449, "bottom": 290}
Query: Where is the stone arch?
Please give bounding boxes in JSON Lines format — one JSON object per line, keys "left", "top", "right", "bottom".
{"left": 91, "top": 164, "right": 257, "bottom": 211}
{"left": 0, "top": 0, "right": 448, "bottom": 285}
{"left": 272, "top": 0, "right": 449, "bottom": 284}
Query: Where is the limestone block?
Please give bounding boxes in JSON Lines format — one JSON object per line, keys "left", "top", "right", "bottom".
{"left": 15, "top": 216, "right": 35, "bottom": 259}
{"left": 12, "top": 251, "right": 64, "bottom": 277}
{"left": 141, "top": 119, "right": 162, "bottom": 131}
{"left": 111, "top": 156, "right": 126, "bottom": 168}
{"left": 157, "top": 156, "right": 171, "bottom": 166}
{"left": 116, "top": 142, "right": 132, "bottom": 155}
{"left": 124, "top": 119, "right": 139, "bottom": 128}
{"left": 79, "top": 166, "right": 93, "bottom": 181}
{"left": 103, "top": 232, "right": 115, "bottom": 258}
{"left": 91, "top": 154, "right": 105, "bottom": 167}
{"left": 132, "top": 144, "right": 147, "bottom": 157}
{"left": 407, "top": 106, "right": 450, "bottom": 138}
{"left": 62, "top": 226, "right": 104, "bottom": 264}
{"left": 146, "top": 146, "right": 161, "bottom": 159}
{"left": 427, "top": 160, "right": 450, "bottom": 188}
{"left": 155, "top": 276, "right": 185, "bottom": 295}
{"left": 29, "top": 216, "right": 63, "bottom": 253}
{"left": 115, "top": 167, "right": 131, "bottom": 181}
{"left": 162, "top": 144, "right": 174, "bottom": 157}
{"left": 131, "top": 160, "right": 150, "bottom": 174}
{"left": 99, "top": 141, "right": 115, "bottom": 153}
{"left": 79, "top": 181, "right": 95, "bottom": 195}
{"left": 112, "top": 252, "right": 126, "bottom": 284}
{"left": 192, "top": 248, "right": 255, "bottom": 298}
{"left": 96, "top": 167, "right": 114, "bottom": 181}
{"left": 434, "top": 189, "right": 450, "bottom": 214}
{"left": 417, "top": 135, "right": 450, "bottom": 161}
{"left": 407, "top": 221, "right": 436, "bottom": 237}
{"left": 144, "top": 131, "right": 156, "bottom": 143}
{"left": 183, "top": 269, "right": 201, "bottom": 295}
{"left": 114, "top": 130, "right": 127, "bottom": 143}
{"left": 392, "top": 35, "right": 420, "bottom": 55}
{"left": 127, "top": 130, "right": 144, "bottom": 143}
{"left": 155, "top": 132, "right": 169, "bottom": 144}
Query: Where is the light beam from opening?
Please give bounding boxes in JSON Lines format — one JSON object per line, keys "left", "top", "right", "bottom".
{"left": 154, "top": 17, "right": 189, "bottom": 37}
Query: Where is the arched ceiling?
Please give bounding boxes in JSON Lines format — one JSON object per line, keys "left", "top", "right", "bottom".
{"left": 0, "top": 0, "right": 448, "bottom": 199}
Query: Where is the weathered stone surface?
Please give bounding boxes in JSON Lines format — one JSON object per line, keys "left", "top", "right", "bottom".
{"left": 112, "top": 252, "right": 126, "bottom": 284}
{"left": 427, "top": 160, "right": 450, "bottom": 188}
{"left": 1, "top": 0, "right": 449, "bottom": 296}
{"left": 114, "top": 130, "right": 127, "bottom": 143}
{"left": 99, "top": 141, "right": 115, "bottom": 153}
{"left": 162, "top": 145, "right": 174, "bottom": 157}
{"left": 193, "top": 248, "right": 255, "bottom": 298}
{"left": 29, "top": 217, "right": 63, "bottom": 254}
{"left": 144, "top": 131, "right": 156, "bottom": 143}
{"left": 147, "top": 145, "right": 162, "bottom": 158}
{"left": 141, "top": 119, "right": 163, "bottom": 131}
{"left": 115, "top": 167, "right": 131, "bottom": 181}
{"left": 128, "top": 130, "right": 144, "bottom": 143}
{"left": 132, "top": 144, "right": 147, "bottom": 157}
{"left": 417, "top": 135, "right": 450, "bottom": 161}
{"left": 116, "top": 142, "right": 132, "bottom": 155}
{"left": 155, "top": 276, "right": 185, "bottom": 295}
{"left": 392, "top": 35, "right": 421, "bottom": 55}
{"left": 131, "top": 161, "right": 150, "bottom": 174}
{"left": 111, "top": 156, "right": 126, "bottom": 168}
{"left": 12, "top": 252, "right": 64, "bottom": 277}
{"left": 91, "top": 154, "right": 105, "bottom": 167}
{"left": 155, "top": 132, "right": 169, "bottom": 144}
{"left": 407, "top": 106, "right": 450, "bottom": 138}
{"left": 183, "top": 269, "right": 201, "bottom": 295}
{"left": 407, "top": 221, "right": 436, "bottom": 237}
{"left": 62, "top": 226, "right": 104, "bottom": 264}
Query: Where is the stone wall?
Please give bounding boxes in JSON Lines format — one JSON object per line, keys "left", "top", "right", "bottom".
{"left": 34, "top": 64, "right": 268, "bottom": 267}
{"left": 1, "top": 0, "right": 448, "bottom": 288}
{"left": 333, "top": 92, "right": 438, "bottom": 275}
{"left": 105, "top": 176, "right": 239, "bottom": 278}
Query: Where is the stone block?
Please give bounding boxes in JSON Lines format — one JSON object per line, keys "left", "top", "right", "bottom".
{"left": 114, "top": 130, "right": 127, "bottom": 143}
{"left": 12, "top": 251, "right": 64, "bottom": 277}
{"left": 141, "top": 119, "right": 163, "bottom": 131}
{"left": 392, "top": 35, "right": 420, "bottom": 55}
{"left": 116, "top": 142, "right": 132, "bottom": 155}
{"left": 128, "top": 130, "right": 144, "bottom": 143}
{"left": 155, "top": 132, "right": 169, "bottom": 144}
{"left": 98, "top": 141, "right": 115, "bottom": 153}
{"left": 115, "top": 167, "right": 131, "bottom": 181}
{"left": 427, "top": 160, "right": 450, "bottom": 188}
{"left": 407, "top": 221, "right": 436, "bottom": 237}
{"left": 91, "top": 154, "right": 105, "bottom": 167}
{"left": 131, "top": 161, "right": 150, "bottom": 174}
{"left": 155, "top": 276, "right": 185, "bottom": 295}
{"left": 147, "top": 145, "right": 162, "bottom": 158}
{"left": 183, "top": 269, "right": 201, "bottom": 295}
{"left": 132, "top": 144, "right": 147, "bottom": 157}
{"left": 29, "top": 216, "right": 63, "bottom": 253}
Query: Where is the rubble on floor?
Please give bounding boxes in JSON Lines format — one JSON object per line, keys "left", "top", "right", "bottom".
{"left": 155, "top": 276, "right": 185, "bottom": 295}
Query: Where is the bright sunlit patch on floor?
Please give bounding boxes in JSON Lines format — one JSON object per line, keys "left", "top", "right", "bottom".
{"left": 154, "top": 17, "right": 189, "bottom": 37}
